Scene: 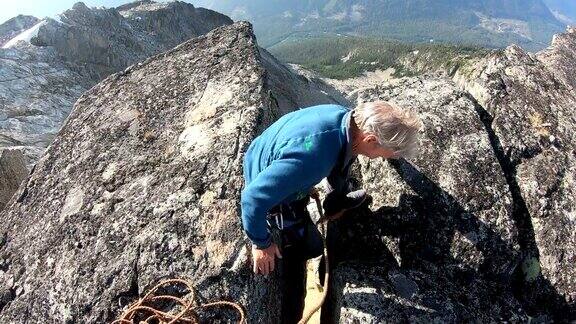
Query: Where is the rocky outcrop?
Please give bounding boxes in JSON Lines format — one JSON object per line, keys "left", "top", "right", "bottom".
{"left": 353, "top": 77, "right": 519, "bottom": 279}
{"left": 0, "top": 1, "right": 233, "bottom": 214}
{"left": 0, "top": 3, "right": 574, "bottom": 323}
{"left": 453, "top": 26, "right": 576, "bottom": 315}
{"left": 323, "top": 76, "right": 531, "bottom": 322}
{"left": 0, "top": 15, "right": 39, "bottom": 47}
{"left": 537, "top": 26, "right": 576, "bottom": 90}
{"left": 0, "top": 21, "right": 346, "bottom": 322}
{"left": 0, "top": 149, "right": 27, "bottom": 211}
{"left": 0, "top": 1, "right": 232, "bottom": 167}
{"left": 321, "top": 27, "right": 576, "bottom": 323}
{"left": 35, "top": 1, "right": 233, "bottom": 79}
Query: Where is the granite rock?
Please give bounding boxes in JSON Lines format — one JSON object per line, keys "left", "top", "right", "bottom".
{"left": 454, "top": 26, "right": 576, "bottom": 315}
{"left": 322, "top": 27, "right": 576, "bottom": 323}
{"left": 0, "top": 22, "right": 346, "bottom": 322}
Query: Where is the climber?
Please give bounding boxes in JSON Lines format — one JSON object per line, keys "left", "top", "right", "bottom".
{"left": 240, "top": 101, "right": 422, "bottom": 323}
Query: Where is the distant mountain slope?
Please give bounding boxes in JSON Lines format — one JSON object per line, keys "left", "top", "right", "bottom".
{"left": 543, "top": 0, "right": 576, "bottom": 23}
{"left": 0, "top": 15, "right": 39, "bottom": 46}
{"left": 191, "top": 0, "right": 565, "bottom": 50}
{"left": 269, "top": 35, "right": 489, "bottom": 79}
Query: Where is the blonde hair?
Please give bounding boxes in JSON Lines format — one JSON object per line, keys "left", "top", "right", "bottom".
{"left": 353, "top": 101, "right": 423, "bottom": 157}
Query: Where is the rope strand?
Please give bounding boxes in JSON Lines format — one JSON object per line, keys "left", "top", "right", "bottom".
{"left": 112, "top": 278, "right": 245, "bottom": 324}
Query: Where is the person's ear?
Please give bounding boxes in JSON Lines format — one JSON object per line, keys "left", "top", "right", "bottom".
{"left": 365, "top": 134, "right": 378, "bottom": 144}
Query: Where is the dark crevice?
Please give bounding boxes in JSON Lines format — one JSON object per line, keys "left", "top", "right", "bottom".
{"left": 108, "top": 246, "right": 140, "bottom": 322}
{"left": 127, "top": 248, "right": 141, "bottom": 301}
{"left": 178, "top": 166, "right": 196, "bottom": 190}
{"left": 16, "top": 187, "right": 28, "bottom": 203}
{"left": 0, "top": 287, "right": 16, "bottom": 313}
{"left": 0, "top": 232, "right": 7, "bottom": 250}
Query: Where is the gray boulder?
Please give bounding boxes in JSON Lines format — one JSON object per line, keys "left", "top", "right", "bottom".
{"left": 0, "top": 21, "right": 346, "bottom": 322}
{"left": 356, "top": 77, "right": 518, "bottom": 278}
{"left": 323, "top": 76, "right": 528, "bottom": 322}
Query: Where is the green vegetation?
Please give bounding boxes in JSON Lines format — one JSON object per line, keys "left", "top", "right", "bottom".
{"left": 268, "top": 35, "right": 490, "bottom": 80}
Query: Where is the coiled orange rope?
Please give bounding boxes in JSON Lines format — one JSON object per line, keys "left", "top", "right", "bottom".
{"left": 112, "top": 278, "right": 245, "bottom": 324}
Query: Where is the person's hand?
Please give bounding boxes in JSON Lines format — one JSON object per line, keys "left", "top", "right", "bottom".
{"left": 252, "top": 243, "right": 282, "bottom": 275}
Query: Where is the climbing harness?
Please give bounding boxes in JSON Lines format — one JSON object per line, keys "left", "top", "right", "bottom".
{"left": 267, "top": 204, "right": 307, "bottom": 231}
{"left": 112, "top": 278, "right": 245, "bottom": 324}
{"left": 267, "top": 204, "right": 285, "bottom": 230}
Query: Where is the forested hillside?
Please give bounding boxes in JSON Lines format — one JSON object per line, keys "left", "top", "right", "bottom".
{"left": 269, "top": 36, "right": 489, "bottom": 79}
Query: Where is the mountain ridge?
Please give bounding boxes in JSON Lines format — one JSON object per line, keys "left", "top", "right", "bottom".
{"left": 543, "top": 0, "right": 576, "bottom": 23}
{"left": 192, "top": 0, "right": 565, "bottom": 50}
{"left": 0, "top": 15, "right": 40, "bottom": 47}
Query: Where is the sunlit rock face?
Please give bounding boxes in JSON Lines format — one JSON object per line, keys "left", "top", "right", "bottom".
{"left": 537, "top": 26, "right": 576, "bottom": 91}
{"left": 0, "top": 22, "right": 346, "bottom": 323}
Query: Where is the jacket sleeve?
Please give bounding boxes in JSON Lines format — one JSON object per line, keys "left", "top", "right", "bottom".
{"left": 241, "top": 137, "right": 339, "bottom": 248}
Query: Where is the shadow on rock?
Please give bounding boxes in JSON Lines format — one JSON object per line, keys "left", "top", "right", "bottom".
{"left": 322, "top": 159, "right": 574, "bottom": 322}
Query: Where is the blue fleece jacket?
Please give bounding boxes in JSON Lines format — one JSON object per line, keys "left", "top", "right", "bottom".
{"left": 241, "top": 104, "right": 352, "bottom": 248}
